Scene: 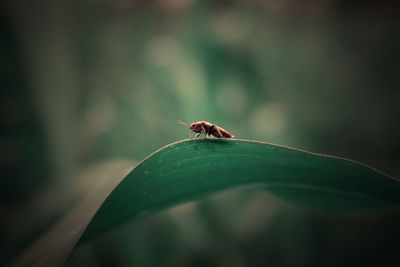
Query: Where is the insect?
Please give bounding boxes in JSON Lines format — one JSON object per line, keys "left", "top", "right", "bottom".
{"left": 177, "top": 120, "right": 235, "bottom": 139}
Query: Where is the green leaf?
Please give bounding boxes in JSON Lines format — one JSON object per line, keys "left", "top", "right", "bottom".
{"left": 80, "top": 139, "right": 400, "bottom": 243}
{"left": 10, "top": 139, "right": 400, "bottom": 267}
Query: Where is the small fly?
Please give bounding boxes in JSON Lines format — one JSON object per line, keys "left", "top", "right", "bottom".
{"left": 177, "top": 120, "right": 235, "bottom": 139}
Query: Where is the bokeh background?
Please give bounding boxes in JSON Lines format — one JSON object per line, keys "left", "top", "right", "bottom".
{"left": 1, "top": 0, "right": 400, "bottom": 266}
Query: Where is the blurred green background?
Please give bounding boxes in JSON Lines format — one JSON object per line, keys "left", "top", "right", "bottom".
{"left": 1, "top": 0, "right": 400, "bottom": 266}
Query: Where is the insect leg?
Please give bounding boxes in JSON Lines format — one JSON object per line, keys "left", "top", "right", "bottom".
{"left": 213, "top": 125, "right": 223, "bottom": 138}
{"left": 195, "top": 132, "right": 201, "bottom": 138}
{"left": 207, "top": 125, "right": 215, "bottom": 137}
{"left": 201, "top": 125, "right": 208, "bottom": 138}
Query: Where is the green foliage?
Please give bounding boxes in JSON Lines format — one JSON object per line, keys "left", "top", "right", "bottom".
{"left": 81, "top": 139, "right": 400, "bottom": 243}
{"left": 11, "top": 139, "right": 400, "bottom": 267}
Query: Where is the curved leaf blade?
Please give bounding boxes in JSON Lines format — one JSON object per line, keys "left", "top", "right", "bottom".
{"left": 80, "top": 139, "right": 400, "bottom": 243}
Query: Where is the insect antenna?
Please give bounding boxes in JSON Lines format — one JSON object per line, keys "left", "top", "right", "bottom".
{"left": 177, "top": 120, "right": 192, "bottom": 139}
{"left": 176, "top": 120, "right": 188, "bottom": 127}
